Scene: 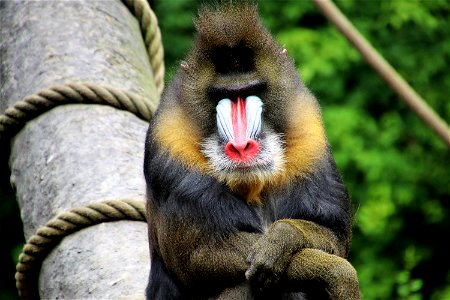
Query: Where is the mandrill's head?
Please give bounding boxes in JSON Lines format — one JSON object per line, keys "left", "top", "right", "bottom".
{"left": 154, "top": 3, "right": 327, "bottom": 204}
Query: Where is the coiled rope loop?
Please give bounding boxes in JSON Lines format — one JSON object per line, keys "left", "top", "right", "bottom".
{"left": 15, "top": 199, "right": 147, "bottom": 299}
{"left": 0, "top": 82, "right": 157, "bottom": 140}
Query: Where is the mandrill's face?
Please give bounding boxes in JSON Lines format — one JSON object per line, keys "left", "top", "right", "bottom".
{"left": 201, "top": 92, "right": 285, "bottom": 184}
{"left": 154, "top": 4, "right": 328, "bottom": 204}
{"left": 185, "top": 44, "right": 292, "bottom": 190}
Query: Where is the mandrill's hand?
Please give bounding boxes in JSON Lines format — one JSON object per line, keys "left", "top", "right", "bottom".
{"left": 245, "top": 221, "right": 301, "bottom": 292}
{"left": 245, "top": 219, "right": 344, "bottom": 293}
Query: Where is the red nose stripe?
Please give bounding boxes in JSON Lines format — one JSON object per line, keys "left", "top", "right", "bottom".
{"left": 224, "top": 139, "right": 259, "bottom": 162}
{"left": 231, "top": 97, "right": 247, "bottom": 144}
{"left": 224, "top": 97, "right": 259, "bottom": 162}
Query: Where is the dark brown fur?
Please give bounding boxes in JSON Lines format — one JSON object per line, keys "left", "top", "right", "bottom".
{"left": 144, "top": 3, "right": 360, "bottom": 299}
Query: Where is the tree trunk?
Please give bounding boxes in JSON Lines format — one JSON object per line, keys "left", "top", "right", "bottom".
{"left": 1, "top": 0, "right": 157, "bottom": 298}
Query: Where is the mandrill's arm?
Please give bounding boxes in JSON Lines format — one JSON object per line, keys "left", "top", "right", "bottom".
{"left": 286, "top": 248, "right": 361, "bottom": 300}
{"left": 153, "top": 219, "right": 259, "bottom": 286}
{"left": 246, "top": 219, "right": 360, "bottom": 299}
{"left": 145, "top": 144, "right": 262, "bottom": 297}
{"left": 149, "top": 221, "right": 261, "bottom": 297}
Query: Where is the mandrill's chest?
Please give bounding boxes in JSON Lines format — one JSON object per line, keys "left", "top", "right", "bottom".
{"left": 229, "top": 181, "right": 303, "bottom": 232}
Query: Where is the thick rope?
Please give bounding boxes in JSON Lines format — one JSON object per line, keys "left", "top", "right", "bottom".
{"left": 0, "top": 0, "right": 164, "bottom": 140}
{"left": 15, "top": 199, "right": 147, "bottom": 299}
{"left": 122, "top": 0, "right": 165, "bottom": 95}
{"left": 313, "top": 0, "right": 450, "bottom": 147}
{"left": 0, "top": 81, "right": 157, "bottom": 141}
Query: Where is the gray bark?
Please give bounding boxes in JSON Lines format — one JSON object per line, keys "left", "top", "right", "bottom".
{"left": 1, "top": 0, "right": 156, "bottom": 298}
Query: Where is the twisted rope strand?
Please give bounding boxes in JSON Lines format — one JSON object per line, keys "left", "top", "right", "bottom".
{"left": 122, "top": 0, "right": 165, "bottom": 94}
{"left": 15, "top": 199, "right": 146, "bottom": 299}
{"left": 0, "top": 82, "right": 157, "bottom": 140}
{"left": 1, "top": 0, "right": 165, "bottom": 140}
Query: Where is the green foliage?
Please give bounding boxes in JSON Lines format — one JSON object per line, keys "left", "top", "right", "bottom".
{"left": 154, "top": 0, "right": 202, "bottom": 81}
{"left": 0, "top": 176, "right": 24, "bottom": 299}
{"left": 155, "top": 0, "right": 450, "bottom": 299}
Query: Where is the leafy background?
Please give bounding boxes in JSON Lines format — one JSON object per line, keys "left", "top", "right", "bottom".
{"left": 1, "top": 0, "right": 449, "bottom": 299}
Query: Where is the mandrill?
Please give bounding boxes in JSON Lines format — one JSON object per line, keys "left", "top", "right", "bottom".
{"left": 143, "top": 2, "right": 360, "bottom": 300}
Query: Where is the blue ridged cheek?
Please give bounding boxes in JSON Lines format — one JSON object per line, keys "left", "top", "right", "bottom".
{"left": 245, "top": 96, "right": 263, "bottom": 139}
{"left": 216, "top": 98, "right": 233, "bottom": 141}
{"left": 215, "top": 96, "right": 264, "bottom": 141}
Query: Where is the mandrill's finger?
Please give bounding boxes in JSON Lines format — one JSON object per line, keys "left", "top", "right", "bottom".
{"left": 286, "top": 248, "right": 361, "bottom": 300}
{"left": 245, "top": 249, "right": 282, "bottom": 292}
{"left": 245, "top": 265, "right": 280, "bottom": 294}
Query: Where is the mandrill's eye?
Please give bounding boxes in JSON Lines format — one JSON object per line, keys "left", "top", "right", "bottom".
{"left": 245, "top": 96, "right": 263, "bottom": 139}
